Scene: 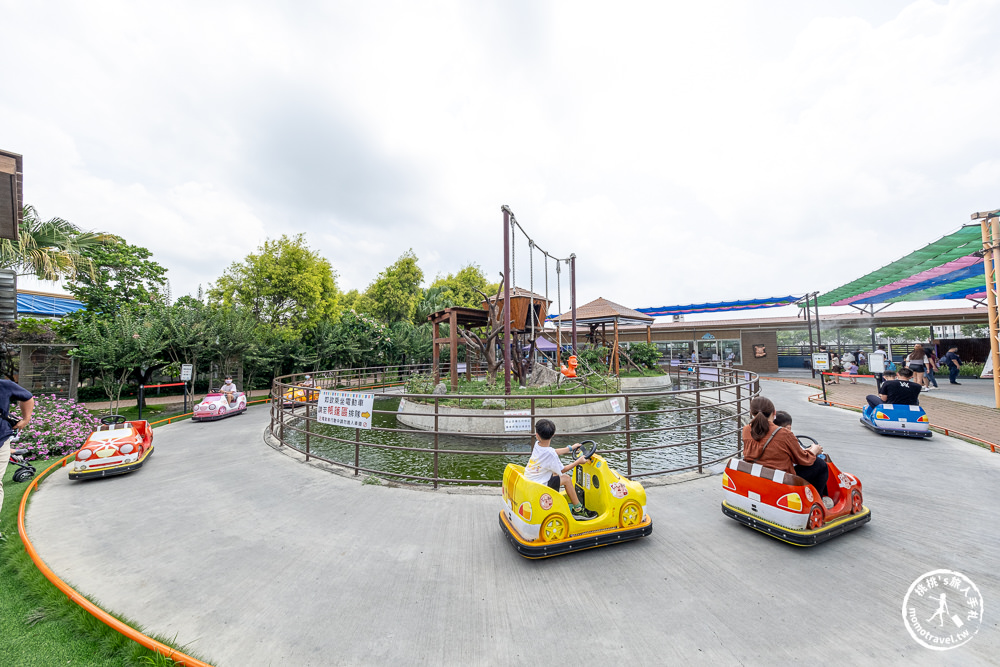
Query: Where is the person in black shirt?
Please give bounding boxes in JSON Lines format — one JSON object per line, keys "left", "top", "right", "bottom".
{"left": 1, "top": 379, "right": 34, "bottom": 537}
{"left": 866, "top": 367, "right": 922, "bottom": 408}
{"left": 942, "top": 347, "right": 962, "bottom": 385}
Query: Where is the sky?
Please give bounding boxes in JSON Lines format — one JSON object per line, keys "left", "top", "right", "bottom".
{"left": 3, "top": 0, "right": 999, "bottom": 321}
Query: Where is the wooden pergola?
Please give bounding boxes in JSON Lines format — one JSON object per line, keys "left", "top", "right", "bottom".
{"left": 550, "top": 297, "right": 654, "bottom": 374}
{"left": 428, "top": 307, "right": 490, "bottom": 390}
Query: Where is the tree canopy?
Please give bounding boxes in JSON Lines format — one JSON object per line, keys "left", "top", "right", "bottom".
{"left": 364, "top": 249, "right": 424, "bottom": 324}
{"left": 0, "top": 205, "right": 110, "bottom": 280}
{"left": 209, "top": 234, "right": 340, "bottom": 328}
{"left": 65, "top": 235, "right": 168, "bottom": 314}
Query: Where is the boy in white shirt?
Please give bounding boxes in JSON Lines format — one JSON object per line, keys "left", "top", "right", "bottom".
{"left": 523, "top": 419, "right": 596, "bottom": 520}
{"left": 220, "top": 376, "right": 238, "bottom": 405}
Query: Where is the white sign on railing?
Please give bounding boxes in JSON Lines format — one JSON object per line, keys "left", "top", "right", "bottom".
{"left": 180, "top": 364, "right": 193, "bottom": 381}
{"left": 504, "top": 409, "right": 531, "bottom": 432}
{"left": 318, "top": 390, "right": 375, "bottom": 429}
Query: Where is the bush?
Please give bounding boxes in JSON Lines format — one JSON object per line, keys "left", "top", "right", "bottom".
{"left": 576, "top": 347, "right": 610, "bottom": 372}
{"left": 626, "top": 342, "right": 662, "bottom": 369}
{"left": 9, "top": 394, "right": 102, "bottom": 462}
{"left": 959, "top": 362, "right": 984, "bottom": 378}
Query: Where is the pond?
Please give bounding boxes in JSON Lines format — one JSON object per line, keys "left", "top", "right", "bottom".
{"left": 281, "top": 390, "right": 741, "bottom": 484}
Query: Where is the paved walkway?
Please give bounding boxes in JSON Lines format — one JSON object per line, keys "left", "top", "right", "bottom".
{"left": 23, "top": 381, "right": 1000, "bottom": 666}
{"left": 762, "top": 370, "right": 1000, "bottom": 449}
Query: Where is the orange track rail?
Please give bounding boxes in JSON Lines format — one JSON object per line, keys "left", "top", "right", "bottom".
{"left": 17, "top": 457, "right": 213, "bottom": 667}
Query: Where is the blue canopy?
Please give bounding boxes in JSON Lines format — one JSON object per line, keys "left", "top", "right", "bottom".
{"left": 635, "top": 296, "right": 802, "bottom": 317}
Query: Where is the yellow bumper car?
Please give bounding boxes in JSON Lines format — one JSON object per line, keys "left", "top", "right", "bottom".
{"left": 499, "top": 441, "right": 653, "bottom": 558}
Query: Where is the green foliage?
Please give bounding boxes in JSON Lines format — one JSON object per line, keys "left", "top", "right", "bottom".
{"left": 364, "top": 249, "right": 424, "bottom": 324}
{"left": 209, "top": 233, "right": 340, "bottom": 328}
{"left": 70, "top": 309, "right": 167, "bottom": 412}
{"left": 65, "top": 235, "right": 168, "bottom": 315}
{"left": 960, "top": 324, "right": 989, "bottom": 338}
{"left": 405, "top": 373, "right": 437, "bottom": 394}
{"left": 576, "top": 346, "right": 610, "bottom": 372}
{"left": 626, "top": 342, "right": 661, "bottom": 369}
{"left": 0, "top": 205, "right": 110, "bottom": 281}
{"left": 878, "top": 327, "right": 931, "bottom": 343}
{"left": 428, "top": 264, "right": 495, "bottom": 309}
{"left": 959, "top": 362, "right": 984, "bottom": 377}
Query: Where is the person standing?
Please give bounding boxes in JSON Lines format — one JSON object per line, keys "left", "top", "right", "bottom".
{"left": 943, "top": 347, "right": 962, "bottom": 385}
{"left": 906, "top": 343, "right": 927, "bottom": 388}
{"left": 923, "top": 345, "right": 939, "bottom": 391}
{"left": 870, "top": 345, "right": 888, "bottom": 390}
{"left": 1, "top": 379, "right": 34, "bottom": 539}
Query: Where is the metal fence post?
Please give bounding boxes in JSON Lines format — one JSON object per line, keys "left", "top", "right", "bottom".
{"left": 625, "top": 394, "right": 632, "bottom": 477}
{"left": 696, "top": 390, "right": 703, "bottom": 474}
{"left": 355, "top": 427, "right": 361, "bottom": 476}
{"left": 433, "top": 397, "right": 440, "bottom": 489}
{"left": 736, "top": 381, "right": 743, "bottom": 456}
{"left": 305, "top": 405, "right": 311, "bottom": 461}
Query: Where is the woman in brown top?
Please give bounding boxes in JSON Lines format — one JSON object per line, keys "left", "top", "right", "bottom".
{"left": 741, "top": 396, "right": 830, "bottom": 500}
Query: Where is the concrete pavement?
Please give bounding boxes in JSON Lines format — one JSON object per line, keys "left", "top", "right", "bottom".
{"left": 24, "top": 381, "right": 1000, "bottom": 665}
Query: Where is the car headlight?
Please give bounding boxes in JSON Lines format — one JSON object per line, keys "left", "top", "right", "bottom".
{"left": 77, "top": 449, "right": 93, "bottom": 460}
{"left": 120, "top": 444, "right": 134, "bottom": 455}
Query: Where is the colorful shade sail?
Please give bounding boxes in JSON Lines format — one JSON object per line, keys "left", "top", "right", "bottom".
{"left": 816, "top": 225, "right": 987, "bottom": 306}
{"left": 635, "top": 296, "right": 802, "bottom": 317}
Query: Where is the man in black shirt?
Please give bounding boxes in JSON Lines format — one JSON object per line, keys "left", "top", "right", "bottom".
{"left": 1, "top": 379, "right": 34, "bottom": 539}
{"left": 866, "top": 367, "right": 922, "bottom": 408}
{"left": 942, "top": 347, "right": 962, "bottom": 385}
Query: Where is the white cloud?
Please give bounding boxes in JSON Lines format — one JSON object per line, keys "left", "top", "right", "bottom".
{"left": 2, "top": 0, "right": 995, "bottom": 313}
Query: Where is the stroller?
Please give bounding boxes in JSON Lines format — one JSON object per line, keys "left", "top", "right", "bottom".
{"left": 4, "top": 415, "right": 35, "bottom": 483}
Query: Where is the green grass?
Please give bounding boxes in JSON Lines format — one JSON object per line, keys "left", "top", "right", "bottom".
{"left": 1, "top": 454, "right": 209, "bottom": 664}
{"left": 88, "top": 403, "right": 191, "bottom": 423}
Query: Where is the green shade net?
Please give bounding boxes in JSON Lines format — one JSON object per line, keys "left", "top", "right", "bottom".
{"left": 815, "top": 225, "right": 984, "bottom": 307}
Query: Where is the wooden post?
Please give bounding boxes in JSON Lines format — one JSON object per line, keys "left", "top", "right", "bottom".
{"left": 450, "top": 310, "right": 459, "bottom": 391}
{"left": 613, "top": 320, "right": 620, "bottom": 375}
{"left": 432, "top": 320, "right": 441, "bottom": 385}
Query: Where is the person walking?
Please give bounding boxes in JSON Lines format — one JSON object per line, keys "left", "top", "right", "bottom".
{"left": 905, "top": 343, "right": 927, "bottom": 388}
{"left": 943, "top": 347, "right": 962, "bottom": 385}
{"left": 1, "top": 379, "right": 34, "bottom": 540}
{"left": 923, "top": 345, "right": 939, "bottom": 391}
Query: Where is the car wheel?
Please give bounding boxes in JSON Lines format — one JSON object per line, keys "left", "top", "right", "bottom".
{"left": 619, "top": 501, "right": 642, "bottom": 528}
{"left": 541, "top": 513, "right": 569, "bottom": 542}
{"left": 807, "top": 504, "right": 824, "bottom": 530}
{"left": 851, "top": 490, "right": 863, "bottom": 515}
{"left": 13, "top": 468, "right": 34, "bottom": 483}
{"left": 218, "top": 406, "right": 227, "bottom": 417}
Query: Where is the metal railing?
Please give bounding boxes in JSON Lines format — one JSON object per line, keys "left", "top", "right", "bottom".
{"left": 269, "top": 364, "right": 760, "bottom": 487}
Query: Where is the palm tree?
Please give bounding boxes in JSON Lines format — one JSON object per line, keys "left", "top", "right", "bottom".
{"left": 0, "top": 205, "right": 109, "bottom": 280}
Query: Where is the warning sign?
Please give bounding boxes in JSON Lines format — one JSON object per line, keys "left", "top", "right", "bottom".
{"left": 504, "top": 410, "right": 531, "bottom": 432}
{"left": 317, "top": 390, "right": 375, "bottom": 429}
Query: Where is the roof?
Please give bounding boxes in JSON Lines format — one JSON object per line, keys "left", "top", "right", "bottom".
{"left": 635, "top": 296, "right": 802, "bottom": 317}
{"left": 615, "top": 306, "right": 988, "bottom": 334}
{"left": 550, "top": 297, "right": 654, "bottom": 326}
{"left": 816, "top": 225, "right": 986, "bottom": 306}
{"left": 16, "top": 291, "right": 85, "bottom": 317}
{"left": 485, "top": 286, "right": 550, "bottom": 303}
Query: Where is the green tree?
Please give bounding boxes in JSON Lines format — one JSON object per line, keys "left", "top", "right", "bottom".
{"left": 158, "top": 297, "right": 214, "bottom": 384}
{"left": 65, "top": 235, "right": 168, "bottom": 315}
{"left": 71, "top": 310, "right": 167, "bottom": 413}
{"left": 209, "top": 234, "right": 340, "bottom": 328}
{"left": 0, "top": 205, "right": 109, "bottom": 280}
{"left": 364, "top": 249, "right": 424, "bottom": 324}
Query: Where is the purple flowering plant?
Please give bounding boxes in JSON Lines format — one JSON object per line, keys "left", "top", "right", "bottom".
{"left": 9, "top": 394, "right": 102, "bottom": 462}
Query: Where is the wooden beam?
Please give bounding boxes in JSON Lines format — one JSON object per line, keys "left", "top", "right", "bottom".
{"left": 450, "top": 309, "right": 459, "bottom": 391}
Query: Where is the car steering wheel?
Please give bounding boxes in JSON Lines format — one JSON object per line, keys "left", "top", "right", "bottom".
{"left": 574, "top": 439, "right": 598, "bottom": 460}
{"left": 796, "top": 435, "right": 818, "bottom": 449}
{"left": 101, "top": 415, "right": 128, "bottom": 425}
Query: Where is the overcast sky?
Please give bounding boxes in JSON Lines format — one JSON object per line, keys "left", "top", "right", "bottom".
{"left": 4, "top": 1, "right": 998, "bottom": 320}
